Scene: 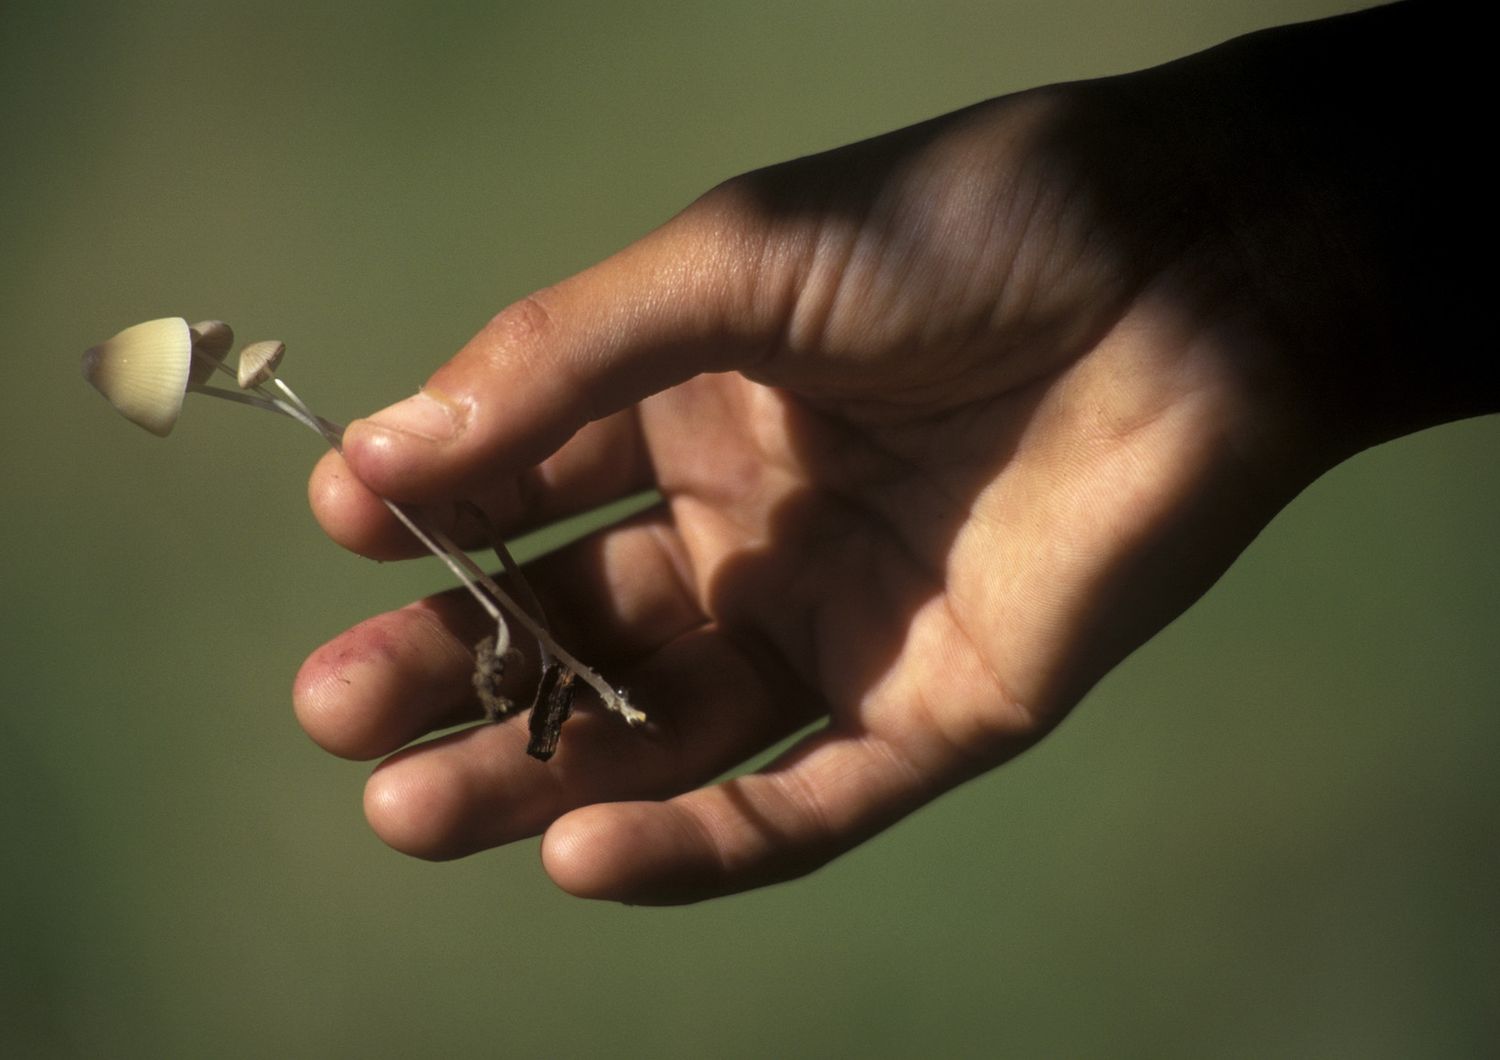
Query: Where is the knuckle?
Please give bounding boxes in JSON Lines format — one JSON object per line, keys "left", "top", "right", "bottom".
{"left": 485, "top": 293, "right": 554, "bottom": 349}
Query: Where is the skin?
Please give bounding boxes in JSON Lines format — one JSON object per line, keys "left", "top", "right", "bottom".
{"left": 294, "top": 3, "right": 1491, "bottom": 903}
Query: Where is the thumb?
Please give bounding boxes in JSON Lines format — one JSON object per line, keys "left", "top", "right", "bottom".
{"left": 341, "top": 188, "right": 780, "bottom": 503}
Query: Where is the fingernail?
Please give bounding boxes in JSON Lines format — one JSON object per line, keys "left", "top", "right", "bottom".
{"left": 362, "top": 389, "right": 461, "bottom": 443}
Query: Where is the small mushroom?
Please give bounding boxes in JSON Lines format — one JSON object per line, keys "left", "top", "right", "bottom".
{"left": 237, "top": 339, "right": 285, "bottom": 388}
{"left": 188, "top": 320, "right": 234, "bottom": 384}
{"left": 81, "top": 317, "right": 193, "bottom": 437}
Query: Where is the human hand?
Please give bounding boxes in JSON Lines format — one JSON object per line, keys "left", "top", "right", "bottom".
{"left": 294, "top": 5, "right": 1483, "bottom": 903}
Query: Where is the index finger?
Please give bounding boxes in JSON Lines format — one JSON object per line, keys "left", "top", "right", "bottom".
{"left": 339, "top": 189, "right": 781, "bottom": 505}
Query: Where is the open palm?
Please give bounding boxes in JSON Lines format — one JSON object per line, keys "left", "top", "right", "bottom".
{"left": 297, "top": 72, "right": 1337, "bottom": 903}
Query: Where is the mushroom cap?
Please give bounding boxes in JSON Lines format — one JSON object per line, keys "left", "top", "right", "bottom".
{"left": 188, "top": 320, "right": 234, "bottom": 384}
{"left": 81, "top": 317, "right": 193, "bottom": 437}
{"left": 236, "top": 339, "right": 285, "bottom": 388}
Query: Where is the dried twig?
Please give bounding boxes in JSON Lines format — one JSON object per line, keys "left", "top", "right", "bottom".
{"left": 525, "top": 662, "right": 576, "bottom": 761}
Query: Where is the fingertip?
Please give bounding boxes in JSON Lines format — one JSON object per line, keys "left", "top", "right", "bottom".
{"left": 541, "top": 804, "right": 642, "bottom": 901}
{"left": 542, "top": 802, "right": 721, "bottom": 905}
{"left": 292, "top": 625, "right": 418, "bottom": 762}
{"left": 291, "top": 644, "right": 359, "bottom": 757}
{"left": 293, "top": 602, "right": 484, "bottom": 760}
{"left": 309, "top": 445, "right": 441, "bottom": 559}
{"left": 309, "top": 448, "right": 377, "bottom": 547}
{"left": 307, "top": 446, "right": 346, "bottom": 513}
{"left": 365, "top": 756, "right": 468, "bottom": 861}
{"left": 362, "top": 723, "right": 548, "bottom": 861}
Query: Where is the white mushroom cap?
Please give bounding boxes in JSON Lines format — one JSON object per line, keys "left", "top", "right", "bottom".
{"left": 237, "top": 339, "right": 286, "bottom": 388}
{"left": 188, "top": 320, "right": 234, "bottom": 384}
{"left": 81, "top": 317, "right": 193, "bottom": 437}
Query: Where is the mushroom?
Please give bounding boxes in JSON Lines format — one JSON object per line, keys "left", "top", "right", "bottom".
{"left": 236, "top": 339, "right": 286, "bottom": 388}
{"left": 188, "top": 320, "right": 235, "bottom": 383}
{"left": 81, "top": 317, "right": 193, "bottom": 437}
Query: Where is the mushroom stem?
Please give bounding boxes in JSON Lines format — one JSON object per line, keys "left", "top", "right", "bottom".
{"left": 186, "top": 382, "right": 283, "bottom": 415}
{"left": 193, "top": 363, "right": 643, "bottom": 726}
{"left": 187, "top": 373, "right": 503, "bottom": 625}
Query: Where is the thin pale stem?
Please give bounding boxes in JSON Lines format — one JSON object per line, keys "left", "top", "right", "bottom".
{"left": 461, "top": 502, "right": 550, "bottom": 629}
{"left": 190, "top": 362, "right": 642, "bottom": 725}
{"left": 187, "top": 382, "right": 282, "bottom": 414}
{"left": 427, "top": 526, "right": 641, "bottom": 723}
{"left": 190, "top": 374, "right": 501, "bottom": 624}
{"left": 265, "top": 378, "right": 343, "bottom": 447}
{"left": 456, "top": 501, "right": 553, "bottom": 683}
{"left": 379, "top": 502, "right": 504, "bottom": 626}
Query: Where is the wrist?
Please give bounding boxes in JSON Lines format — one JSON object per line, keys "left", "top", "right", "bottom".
{"left": 1127, "top": 2, "right": 1492, "bottom": 468}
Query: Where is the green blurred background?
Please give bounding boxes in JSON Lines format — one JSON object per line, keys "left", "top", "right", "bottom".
{"left": 3, "top": 1, "right": 1496, "bottom": 1055}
